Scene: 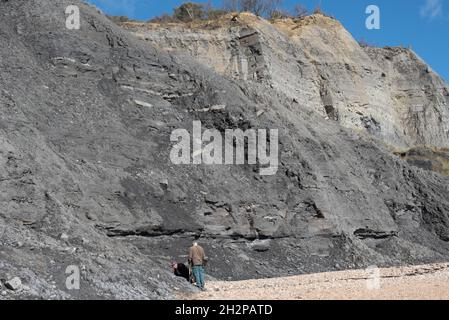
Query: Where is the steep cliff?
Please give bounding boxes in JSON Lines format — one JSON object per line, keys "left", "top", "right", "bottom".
{"left": 0, "top": 1, "right": 449, "bottom": 299}
{"left": 126, "top": 13, "right": 449, "bottom": 149}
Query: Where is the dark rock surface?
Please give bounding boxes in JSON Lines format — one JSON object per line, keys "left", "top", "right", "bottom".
{"left": 394, "top": 147, "right": 449, "bottom": 177}
{"left": 0, "top": 0, "right": 449, "bottom": 299}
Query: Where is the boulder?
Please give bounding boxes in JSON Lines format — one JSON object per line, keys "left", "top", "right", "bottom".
{"left": 5, "top": 277, "right": 22, "bottom": 291}
{"left": 250, "top": 240, "right": 271, "bottom": 252}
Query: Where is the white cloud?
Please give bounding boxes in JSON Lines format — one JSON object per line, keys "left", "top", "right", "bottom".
{"left": 420, "top": 0, "right": 444, "bottom": 20}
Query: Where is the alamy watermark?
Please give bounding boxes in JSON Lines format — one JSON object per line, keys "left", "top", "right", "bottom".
{"left": 65, "top": 5, "right": 80, "bottom": 30}
{"left": 65, "top": 265, "right": 80, "bottom": 290}
{"left": 366, "top": 5, "right": 381, "bottom": 30}
{"left": 365, "top": 265, "right": 381, "bottom": 290}
{"left": 170, "top": 121, "right": 279, "bottom": 176}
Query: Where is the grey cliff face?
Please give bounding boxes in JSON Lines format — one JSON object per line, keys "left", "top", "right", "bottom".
{"left": 129, "top": 13, "right": 449, "bottom": 149}
{"left": 0, "top": 0, "right": 448, "bottom": 299}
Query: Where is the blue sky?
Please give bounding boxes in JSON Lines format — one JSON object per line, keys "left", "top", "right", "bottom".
{"left": 87, "top": 0, "right": 449, "bottom": 82}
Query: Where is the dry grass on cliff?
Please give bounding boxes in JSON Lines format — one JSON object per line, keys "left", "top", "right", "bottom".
{"left": 120, "top": 13, "right": 338, "bottom": 34}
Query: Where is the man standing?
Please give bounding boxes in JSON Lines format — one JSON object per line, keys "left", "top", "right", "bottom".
{"left": 188, "top": 241, "right": 206, "bottom": 290}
